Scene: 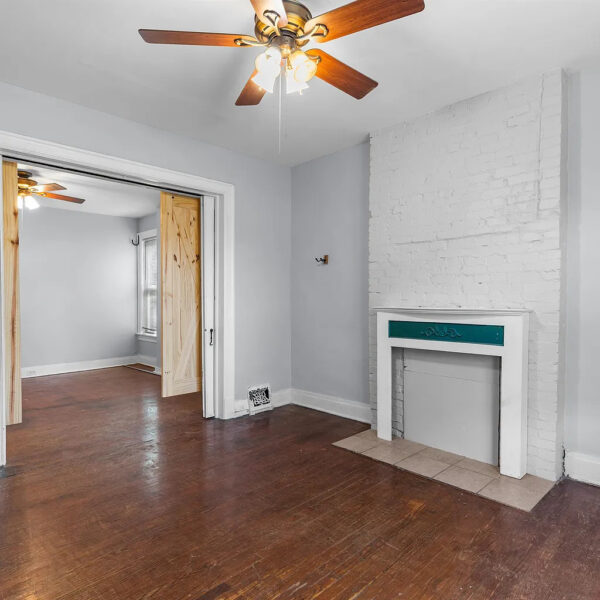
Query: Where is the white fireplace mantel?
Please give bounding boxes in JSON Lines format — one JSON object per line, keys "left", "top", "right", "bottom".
{"left": 375, "top": 308, "right": 530, "bottom": 479}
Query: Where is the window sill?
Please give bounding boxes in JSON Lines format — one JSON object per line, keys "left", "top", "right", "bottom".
{"left": 136, "top": 333, "right": 158, "bottom": 343}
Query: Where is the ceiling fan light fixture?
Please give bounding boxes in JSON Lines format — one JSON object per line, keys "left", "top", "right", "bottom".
{"left": 255, "top": 46, "right": 282, "bottom": 72}
{"left": 140, "top": 0, "right": 425, "bottom": 106}
{"left": 252, "top": 68, "right": 279, "bottom": 93}
{"left": 289, "top": 50, "right": 317, "bottom": 83}
{"left": 18, "top": 194, "right": 40, "bottom": 210}
{"left": 285, "top": 68, "right": 309, "bottom": 94}
{"left": 252, "top": 46, "right": 282, "bottom": 93}
{"left": 25, "top": 195, "right": 40, "bottom": 210}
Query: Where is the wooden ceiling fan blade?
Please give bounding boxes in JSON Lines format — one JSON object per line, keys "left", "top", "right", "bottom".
{"left": 41, "top": 192, "right": 86, "bottom": 204}
{"left": 139, "top": 30, "right": 248, "bottom": 47}
{"left": 305, "top": 0, "right": 424, "bottom": 43}
{"left": 235, "top": 70, "right": 267, "bottom": 106}
{"left": 307, "top": 50, "right": 378, "bottom": 99}
{"left": 249, "top": 0, "right": 288, "bottom": 26}
{"left": 34, "top": 183, "right": 66, "bottom": 193}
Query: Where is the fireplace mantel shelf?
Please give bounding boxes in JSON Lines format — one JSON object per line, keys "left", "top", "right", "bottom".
{"left": 373, "top": 307, "right": 531, "bottom": 316}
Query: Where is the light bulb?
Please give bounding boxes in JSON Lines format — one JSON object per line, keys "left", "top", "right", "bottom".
{"left": 252, "top": 68, "right": 279, "bottom": 94}
{"left": 252, "top": 47, "right": 282, "bottom": 93}
{"left": 289, "top": 50, "right": 318, "bottom": 83}
{"left": 254, "top": 47, "right": 281, "bottom": 74}
{"left": 24, "top": 195, "right": 40, "bottom": 210}
{"left": 285, "top": 68, "right": 309, "bottom": 94}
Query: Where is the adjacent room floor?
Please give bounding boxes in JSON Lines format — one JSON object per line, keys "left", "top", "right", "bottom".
{"left": 1, "top": 369, "right": 599, "bottom": 599}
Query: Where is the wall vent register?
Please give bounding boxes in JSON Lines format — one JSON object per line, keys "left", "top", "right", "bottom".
{"left": 248, "top": 384, "right": 273, "bottom": 415}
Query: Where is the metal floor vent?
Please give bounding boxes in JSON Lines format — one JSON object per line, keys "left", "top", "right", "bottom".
{"left": 248, "top": 384, "right": 272, "bottom": 415}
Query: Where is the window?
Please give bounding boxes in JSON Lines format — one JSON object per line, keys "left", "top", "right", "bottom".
{"left": 137, "top": 229, "right": 158, "bottom": 340}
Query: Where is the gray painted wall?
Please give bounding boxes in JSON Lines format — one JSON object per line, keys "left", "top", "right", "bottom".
{"left": 9, "top": 68, "right": 600, "bottom": 473}
{"left": 565, "top": 63, "right": 600, "bottom": 460}
{"left": 20, "top": 207, "right": 138, "bottom": 367}
{"left": 0, "top": 81, "right": 292, "bottom": 398}
{"left": 291, "top": 142, "right": 370, "bottom": 404}
{"left": 136, "top": 211, "right": 160, "bottom": 366}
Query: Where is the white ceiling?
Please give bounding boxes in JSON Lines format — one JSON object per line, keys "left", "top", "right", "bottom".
{"left": 2, "top": 0, "right": 600, "bottom": 166}
{"left": 17, "top": 163, "right": 159, "bottom": 218}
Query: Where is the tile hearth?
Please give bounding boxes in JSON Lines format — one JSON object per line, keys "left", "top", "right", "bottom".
{"left": 333, "top": 430, "right": 554, "bottom": 512}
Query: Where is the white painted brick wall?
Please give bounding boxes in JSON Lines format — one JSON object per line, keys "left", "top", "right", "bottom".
{"left": 369, "top": 71, "right": 566, "bottom": 481}
{"left": 391, "top": 348, "right": 404, "bottom": 434}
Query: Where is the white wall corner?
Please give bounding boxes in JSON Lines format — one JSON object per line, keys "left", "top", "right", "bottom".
{"left": 565, "top": 451, "right": 600, "bottom": 487}
{"left": 556, "top": 67, "right": 569, "bottom": 480}
{"left": 136, "top": 354, "right": 158, "bottom": 368}
{"left": 271, "top": 388, "right": 293, "bottom": 407}
{"left": 291, "top": 389, "right": 371, "bottom": 423}
{"left": 232, "top": 387, "right": 370, "bottom": 424}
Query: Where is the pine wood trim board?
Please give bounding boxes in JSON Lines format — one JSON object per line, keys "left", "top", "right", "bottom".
{"left": 2, "top": 160, "right": 22, "bottom": 425}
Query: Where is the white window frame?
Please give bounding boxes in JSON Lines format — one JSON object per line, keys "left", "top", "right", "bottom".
{"left": 136, "top": 228, "right": 158, "bottom": 342}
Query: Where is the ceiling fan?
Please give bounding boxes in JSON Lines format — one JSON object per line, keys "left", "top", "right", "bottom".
{"left": 139, "top": 0, "right": 425, "bottom": 105}
{"left": 17, "top": 171, "right": 85, "bottom": 210}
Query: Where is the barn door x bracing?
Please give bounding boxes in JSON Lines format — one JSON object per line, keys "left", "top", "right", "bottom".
{"left": 161, "top": 192, "right": 204, "bottom": 398}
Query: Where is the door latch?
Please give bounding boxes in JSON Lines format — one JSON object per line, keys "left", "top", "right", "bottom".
{"left": 209, "top": 328, "right": 214, "bottom": 346}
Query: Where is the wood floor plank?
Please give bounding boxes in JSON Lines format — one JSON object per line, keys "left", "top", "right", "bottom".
{"left": 1, "top": 367, "right": 599, "bottom": 599}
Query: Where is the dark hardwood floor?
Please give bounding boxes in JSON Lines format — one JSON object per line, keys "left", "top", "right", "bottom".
{"left": 1, "top": 367, "right": 599, "bottom": 599}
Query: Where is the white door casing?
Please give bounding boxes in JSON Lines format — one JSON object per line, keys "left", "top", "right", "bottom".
{"left": 202, "top": 196, "right": 215, "bottom": 418}
{"left": 0, "top": 131, "right": 235, "bottom": 465}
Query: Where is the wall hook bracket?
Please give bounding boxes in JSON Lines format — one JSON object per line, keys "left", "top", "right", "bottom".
{"left": 315, "top": 254, "right": 329, "bottom": 265}
{"left": 131, "top": 235, "right": 140, "bottom": 247}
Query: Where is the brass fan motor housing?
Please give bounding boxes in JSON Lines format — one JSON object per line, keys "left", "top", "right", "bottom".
{"left": 254, "top": 0, "right": 313, "bottom": 47}
{"left": 17, "top": 170, "right": 37, "bottom": 195}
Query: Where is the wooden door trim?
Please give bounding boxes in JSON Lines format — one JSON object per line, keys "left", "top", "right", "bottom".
{"left": 2, "top": 161, "right": 22, "bottom": 426}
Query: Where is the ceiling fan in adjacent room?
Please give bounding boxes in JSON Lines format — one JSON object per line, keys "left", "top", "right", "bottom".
{"left": 17, "top": 171, "right": 85, "bottom": 210}
{"left": 139, "top": 0, "right": 424, "bottom": 105}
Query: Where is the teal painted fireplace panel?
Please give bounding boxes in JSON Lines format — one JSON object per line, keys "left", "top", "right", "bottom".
{"left": 388, "top": 321, "right": 504, "bottom": 346}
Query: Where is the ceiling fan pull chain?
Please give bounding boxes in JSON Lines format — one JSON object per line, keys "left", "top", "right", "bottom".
{"left": 278, "top": 67, "right": 282, "bottom": 155}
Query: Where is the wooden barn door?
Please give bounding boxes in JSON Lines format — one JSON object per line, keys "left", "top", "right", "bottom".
{"left": 161, "top": 192, "right": 202, "bottom": 398}
{"left": 2, "top": 160, "right": 22, "bottom": 425}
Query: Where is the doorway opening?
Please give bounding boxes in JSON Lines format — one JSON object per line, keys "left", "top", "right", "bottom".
{"left": 2, "top": 159, "right": 217, "bottom": 458}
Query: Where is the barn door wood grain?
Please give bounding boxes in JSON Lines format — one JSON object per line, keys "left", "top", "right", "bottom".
{"left": 2, "top": 160, "right": 22, "bottom": 424}
{"left": 161, "top": 192, "right": 202, "bottom": 398}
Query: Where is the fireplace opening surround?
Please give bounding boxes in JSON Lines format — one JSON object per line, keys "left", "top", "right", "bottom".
{"left": 375, "top": 308, "right": 530, "bottom": 479}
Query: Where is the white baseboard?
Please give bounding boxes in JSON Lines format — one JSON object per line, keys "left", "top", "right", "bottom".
{"left": 565, "top": 450, "right": 600, "bottom": 487}
{"left": 291, "top": 389, "right": 371, "bottom": 423}
{"left": 137, "top": 354, "right": 158, "bottom": 368}
{"left": 233, "top": 387, "right": 370, "bottom": 423}
{"left": 233, "top": 387, "right": 292, "bottom": 416}
{"left": 136, "top": 354, "right": 161, "bottom": 374}
{"left": 272, "top": 388, "right": 293, "bottom": 407}
{"left": 233, "top": 399, "right": 247, "bottom": 414}
{"left": 22, "top": 355, "right": 140, "bottom": 378}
